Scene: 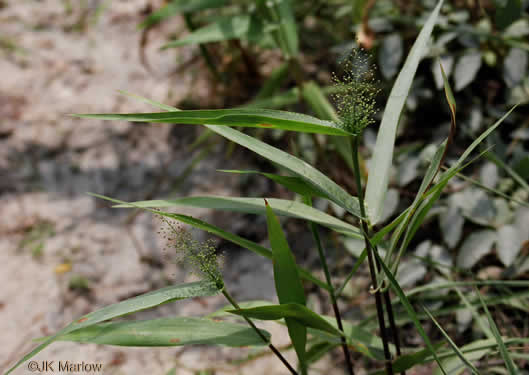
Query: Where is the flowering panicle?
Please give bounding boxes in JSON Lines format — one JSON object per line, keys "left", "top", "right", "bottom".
{"left": 158, "top": 215, "right": 224, "bottom": 289}
{"left": 331, "top": 49, "right": 379, "bottom": 136}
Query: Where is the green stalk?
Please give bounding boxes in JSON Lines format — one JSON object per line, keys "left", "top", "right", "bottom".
{"left": 383, "top": 287, "right": 405, "bottom": 375}
{"left": 351, "top": 136, "right": 394, "bottom": 375}
{"left": 221, "top": 288, "right": 299, "bottom": 375}
{"left": 303, "top": 196, "right": 355, "bottom": 375}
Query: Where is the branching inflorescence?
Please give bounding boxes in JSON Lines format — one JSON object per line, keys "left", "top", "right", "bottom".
{"left": 159, "top": 217, "right": 224, "bottom": 290}
{"left": 331, "top": 50, "right": 379, "bottom": 136}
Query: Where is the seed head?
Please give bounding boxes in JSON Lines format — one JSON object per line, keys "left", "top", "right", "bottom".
{"left": 158, "top": 215, "right": 224, "bottom": 290}
{"left": 331, "top": 49, "right": 379, "bottom": 136}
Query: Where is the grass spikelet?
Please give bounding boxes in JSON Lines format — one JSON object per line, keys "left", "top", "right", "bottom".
{"left": 331, "top": 49, "right": 379, "bottom": 136}
{"left": 158, "top": 215, "right": 224, "bottom": 290}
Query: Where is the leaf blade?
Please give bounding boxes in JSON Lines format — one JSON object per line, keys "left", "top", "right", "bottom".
{"left": 205, "top": 126, "right": 362, "bottom": 218}
{"left": 265, "top": 200, "right": 307, "bottom": 369}
{"left": 5, "top": 281, "right": 218, "bottom": 374}
{"left": 91, "top": 193, "right": 331, "bottom": 291}
{"left": 365, "top": 0, "right": 444, "bottom": 224}
{"left": 114, "top": 196, "right": 362, "bottom": 238}
{"left": 228, "top": 303, "right": 341, "bottom": 336}
{"left": 48, "top": 317, "right": 270, "bottom": 347}
{"left": 74, "top": 108, "right": 351, "bottom": 136}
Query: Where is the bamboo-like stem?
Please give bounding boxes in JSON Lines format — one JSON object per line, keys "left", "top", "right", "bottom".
{"left": 351, "top": 136, "right": 394, "bottom": 375}
{"left": 221, "top": 288, "right": 299, "bottom": 375}
{"left": 303, "top": 197, "right": 355, "bottom": 375}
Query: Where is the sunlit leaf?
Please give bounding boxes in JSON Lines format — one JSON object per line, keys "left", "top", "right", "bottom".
{"left": 74, "top": 108, "right": 351, "bottom": 136}
{"left": 365, "top": 0, "right": 444, "bottom": 224}
{"left": 6, "top": 281, "right": 219, "bottom": 374}
{"left": 47, "top": 317, "right": 270, "bottom": 347}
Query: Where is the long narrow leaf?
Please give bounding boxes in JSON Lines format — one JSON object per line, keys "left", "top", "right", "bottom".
{"left": 269, "top": 0, "right": 299, "bottom": 57}
{"left": 385, "top": 139, "right": 447, "bottom": 264}
{"left": 372, "top": 249, "right": 448, "bottom": 375}
{"left": 139, "top": 0, "right": 227, "bottom": 29}
{"left": 114, "top": 196, "right": 362, "bottom": 238}
{"left": 218, "top": 169, "right": 326, "bottom": 198}
{"left": 265, "top": 200, "right": 306, "bottom": 305}
{"left": 205, "top": 126, "right": 362, "bottom": 218}
{"left": 74, "top": 108, "right": 352, "bottom": 136}
{"left": 5, "top": 281, "right": 218, "bottom": 374}
{"left": 162, "top": 14, "right": 270, "bottom": 48}
{"left": 46, "top": 317, "right": 270, "bottom": 347}
{"left": 382, "top": 343, "right": 446, "bottom": 374}
{"left": 91, "top": 193, "right": 330, "bottom": 290}
{"left": 386, "top": 106, "right": 517, "bottom": 282}
{"left": 423, "top": 307, "right": 480, "bottom": 374}
{"left": 475, "top": 289, "right": 518, "bottom": 373}
{"left": 228, "top": 303, "right": 341, "bottom": 336}
{"left": 365, "top": 0, "right": 444, "bottom": 224}
{"left": 265, "top": 200, "right": 307, "bottom": 370}
{"left": 106, "top": 92, "right": 363, "bottom": 218}
{"left": 433, "top": 340, "right": 491, "bottom": 375}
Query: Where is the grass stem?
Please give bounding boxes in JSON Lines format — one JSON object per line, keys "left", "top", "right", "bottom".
{"left": 383, "top": 288, "right": 405, "bottom": 375}
{"left": 351, "top": 136, "right": 394, "bottom": 375}
{"left": 221, "top": 288, "right": 299, "bottom": 375}
{"left": 303, "top": 196, "right": 355, "bottom": 375}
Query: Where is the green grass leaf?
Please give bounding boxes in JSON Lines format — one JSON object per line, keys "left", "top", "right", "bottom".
{"left": 365, "top": 0, "right": 444, "bottom": 224}
{"left": 440, "top": 61, "right": 456, "bottom": 118}
{"left": 103, "top": 92, "right": 363, "bottom": 218}
{"left": 5, "top": 281, "right": 218, "bottom": 374}
{"left": 372, "top": 249, "right": 448, "bottom": 375}
{"left": 114, "top": 196, "right": 362, "bottom": 238}
{"left": 423, "top": 307, "right": 481, "bottom": 374}
{"left": 74, "top": 108, "right": 351, "bottom": 136}
{"left": 433, "top": 340, "right": 492, "bottom": 375}
{"left": 205, "top": 126, "right": 362, "bottom": 218}
{"left": 218, "top": 169, "right": 327, "bottom": 198}
{"left": 475, "top": 289, "right": 518, "bottom": 374}
{"left": 44, "top": 317, "right": 270, "bottom": 347}
{"left": 385, "top": 139, "right": 447, "bottom": 264}
{"left": 138, "top": 0, "right": 227, "bottom": 29}
{"left": 315, "top": 316, "right": 392, "bottom": 360}
{"left": 301, "top": 81, "right": 339, "bottom": 122}
{"left": 265, "top": 200, "right": 307, "bottom": 370}
{"left": 371, "top": 343, "right": 446, "bottom": 374}
{"left": 208, "top": 300, "right": 275, "bottom": 318}
{"left": 384, "top": 105, "right": 517, "bottom": 283}
{"left": 265, "top": 200, "right": 306, "bottom": 306}
{"left": 267, "top": 0, "right": 299, "bottom": 57}
{"left": 228, "top": 303, "right": 341, "bottom": 336}
{"left": 91, "top": 193, "right": 330, "bottom": 291}
{"left": 161, "top": 14, "right": 271, "bottom": 48}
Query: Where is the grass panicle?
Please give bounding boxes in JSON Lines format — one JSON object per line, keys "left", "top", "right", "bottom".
{"left": 159, "top": 216, "right": 224, "bottom": 290}
{"left": 331, "top": 49, "right": 380, "bottom": 136}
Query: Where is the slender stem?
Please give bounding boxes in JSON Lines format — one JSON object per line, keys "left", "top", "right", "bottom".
{"left": 303, "top": 197, "right": 355, "bottom": 375}
{"left": 383, "top": 288, "right": 405, "bottom": 375}
{"left": 351, "top": 136, "right": 394, "bottom": 375}
{"left": 222, "top": 288, "right": 299, "bottom": 375}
